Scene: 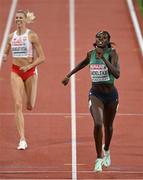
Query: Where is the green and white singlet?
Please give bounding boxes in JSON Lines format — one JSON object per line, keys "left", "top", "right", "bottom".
{"left": 89, "top": 48, "right": 114, "bottom": 84}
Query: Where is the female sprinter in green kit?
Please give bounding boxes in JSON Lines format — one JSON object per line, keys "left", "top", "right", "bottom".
{"left": 62, "top": 31, "right": 120, "bottom": 172}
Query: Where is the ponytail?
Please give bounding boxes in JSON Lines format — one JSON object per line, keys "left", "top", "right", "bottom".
{"left": 26, "top": 11, "right": 36, "bottom": 24}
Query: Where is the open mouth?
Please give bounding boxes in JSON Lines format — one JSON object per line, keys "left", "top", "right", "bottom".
{"left": 98, "top": 41, "right": 103, "bottom": 45}
{"left": 16, "top": 21, "right": 22, "bottom": 25}
{"left": 97, "top": 41, "right": 104, "bottom": 47}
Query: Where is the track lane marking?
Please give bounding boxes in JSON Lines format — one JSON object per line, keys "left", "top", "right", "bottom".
{"left": 0, "top": 0, "right": 17, "bottom": 68}
{"left": 0, "top": 112, "right": 143, "bottom": 116}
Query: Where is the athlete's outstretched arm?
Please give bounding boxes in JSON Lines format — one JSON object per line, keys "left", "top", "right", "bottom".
{"left": 62, "top": 53, "right": 90, "bottom": 86}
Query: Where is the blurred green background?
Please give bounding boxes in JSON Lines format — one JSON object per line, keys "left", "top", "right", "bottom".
{"left": 137, "top": 0, "right": 143, "bottom": 17}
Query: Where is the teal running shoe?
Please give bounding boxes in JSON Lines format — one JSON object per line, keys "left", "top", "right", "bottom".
{"left": 93, "top": 158, "right": 103, "bottom": 172}
{"left": 102, "top": 144, "right": 111, "bottom": 167}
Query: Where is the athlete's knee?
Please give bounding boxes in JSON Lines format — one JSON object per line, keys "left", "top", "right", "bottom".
{"left": 94, "top": 121, "right": 102, "bottom": 129}
{"left": 15, "top": 102, "right": 23, "bottom": 112}
{"left": 104, "top": 125, "right": 113, "bottom": 132}
{"left": 93, "top": 122, "right": 102, "bottom": 139}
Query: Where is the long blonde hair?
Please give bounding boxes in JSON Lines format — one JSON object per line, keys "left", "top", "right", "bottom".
{"left": 16, "top": 10, "right": 36, "bottom": 24}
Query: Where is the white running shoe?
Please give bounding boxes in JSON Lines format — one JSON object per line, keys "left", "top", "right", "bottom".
{"left": 93, "top": 158, "right": 103, "bottom": 172}
{"left": 17, "top": 140, "right": 28, "bottom": 150}
{"left": 102, "top": 144, "right": 111, "bottom": 167}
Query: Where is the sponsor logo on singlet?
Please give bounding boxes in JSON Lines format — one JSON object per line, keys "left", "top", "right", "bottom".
{"left": 90, "top": 64, "right": 110, "bottom": 82}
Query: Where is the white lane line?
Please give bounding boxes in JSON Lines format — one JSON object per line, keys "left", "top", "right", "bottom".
{"left": 0, "top": 170, "right": 143, "bottom": 174}
{"left": 126, "top": 0, "right": 143, "bottom": 56}
{"left": 69, "top": 0, "right": 77, "bottom": 179}
{"left": 0, "top": 112, "right": 143, "bottom": 116}
{"left": 0, "top": 0, "right": 18, "bottom": 69}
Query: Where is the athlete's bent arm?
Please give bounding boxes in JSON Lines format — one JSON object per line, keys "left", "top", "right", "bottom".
{"left": 20, "top": 32, "right": 45, "bottom": 72}
{"left": 62, "top": 53, "right": 90, "bottom": 86}
{"left": 102, "top": 49, "right": 120, "bottom": 79}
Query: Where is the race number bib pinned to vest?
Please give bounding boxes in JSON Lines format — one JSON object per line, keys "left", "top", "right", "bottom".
{"left": 90, "top": 64, "right": 110, "bottom": 82}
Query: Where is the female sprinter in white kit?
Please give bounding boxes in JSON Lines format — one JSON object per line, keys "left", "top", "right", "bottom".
{"left": 3, "top": 10, "right": 45, "bottom": 150}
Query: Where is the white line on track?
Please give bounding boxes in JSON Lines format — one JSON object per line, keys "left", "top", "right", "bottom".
{"left": 0, "top": 112, "right": 143, "bottom": 116}
{"left": 0, "top": 170, "right": 143, "bottom": 174}
{"left": 126, "top": 0, "right": 143, "bottom": 56}
{"left": 0, "top": 0, "right": 18, "bottom": 69}
{"left": 69, "top": 0, "right": 77, "bottom": 180}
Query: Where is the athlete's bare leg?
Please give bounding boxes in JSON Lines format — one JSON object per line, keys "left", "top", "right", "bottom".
{"left": 24, "top": 74, "right": 38, "bottom": 110}
{"left": 11, "top": 72, "right": 25, "bottom": 140}
{"left": 103, "top": 101, "right": 118, "bottom": 151}
{"left": 89, "top": 95, "right": 104, "bottom": 158}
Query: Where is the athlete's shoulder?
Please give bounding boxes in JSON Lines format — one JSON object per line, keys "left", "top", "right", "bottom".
{"left": 8, "top": 32, "right": 14, "bottom": 43}
{"left": 88, "top": 49, "right": 95, "bottom": 54}
{"left": 111, "top": 47, "right": 115, "bottom": 51}
{"left": 28, "top": 29, "right": 37, "bottom": 36}
{"left": 9, "top": 32, "right": 14, "bottom": 37}
{"left": 110, "top": 47, "right": 118, "bottom": 55}
{"left": 28, "top": 30, "right": 39, "bottom": 42}
{"left": 87, "top": 49, "right": 94, "bottom": 59}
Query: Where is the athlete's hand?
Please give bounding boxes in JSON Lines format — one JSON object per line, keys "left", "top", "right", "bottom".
{"left": 95, "top": 47, "right": 104, "bottom": 59}
{"left": 62, "top": 76, "right": 70, "bottom": 86}
{"left": 20, "top": 65, "right": 31, "bottom": 72}
{"left": 2, "top": 54, "right": 7, "bottom": 62}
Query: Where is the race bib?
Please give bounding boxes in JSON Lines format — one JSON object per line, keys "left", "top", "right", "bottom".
{"left": 12, "top": 46, "right": 28, "bottom": 57}
{"left": 90, "top": 64, "right": 110, "bottom": 82}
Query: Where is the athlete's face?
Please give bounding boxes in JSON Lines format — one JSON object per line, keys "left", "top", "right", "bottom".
{"left": 95, "top": 32, "right": 109, "bottom": 48}
{"left": 15, "top": 13, "right": 26, "bottom": 28}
